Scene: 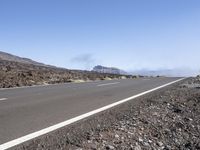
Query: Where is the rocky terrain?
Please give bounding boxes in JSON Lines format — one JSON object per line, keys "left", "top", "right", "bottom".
{"left": 0, "top": 51, "right": 134, "bottom": 88}
{"left": 93, "top": 65, "right": 128, "bottom": 75}
{"left": 13, "top": 76, "right": 200, "bottom": 150}
{"left": 0, "top": 58, "right": 132, "bottom": 88}
{"left": 0, "top": 51, "right": 46, "bottom": 66}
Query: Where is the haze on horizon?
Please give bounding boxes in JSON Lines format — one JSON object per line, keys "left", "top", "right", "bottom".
{"left": 0, "top": 0, "right": 200, "bottom": 76}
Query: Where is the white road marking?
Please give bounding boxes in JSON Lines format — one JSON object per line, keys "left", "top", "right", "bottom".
{"left": 0, "top": 79, "right": 109, "bottom": 90}
{"left": 142, "top": 78, "right": 151, "bottom": 80}
{"left": 97, "top": 82, "right": 120, "bottom": 87}
{"left": 0, "top": 78, "right": 185, "bottom": 150}
{"left": 0, "top": 98, "right": 7, "bottom": 101}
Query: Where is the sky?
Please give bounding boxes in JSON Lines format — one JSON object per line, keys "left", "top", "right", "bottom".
{"left": 0, "top": 0, "right": 200, "bottom": 76}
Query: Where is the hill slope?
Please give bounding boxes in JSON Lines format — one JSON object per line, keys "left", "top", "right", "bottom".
{"left": 0, "top": 51, "right": 132, "bottom": 88}
{"left": 0, "top": 51, "right": 46, "bottom": 66}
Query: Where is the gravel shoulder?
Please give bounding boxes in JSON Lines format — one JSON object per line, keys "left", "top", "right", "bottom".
{"left": 12, "top": 77, "right": 200, "bottom": 150}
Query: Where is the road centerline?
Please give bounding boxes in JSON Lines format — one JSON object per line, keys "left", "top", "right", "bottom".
{"left": 0, "top": 98, "right": 7, "bottom": 101}
{"left": 97, "top": 82, "right": 120, "bottom": 87}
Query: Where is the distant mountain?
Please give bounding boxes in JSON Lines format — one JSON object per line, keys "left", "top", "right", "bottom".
{"left": 0, "top": 51, "right": 45, "bottom": 66}
{"left": 92, "top": 65, "right": 128, "bottom": 75}
{"left": 131, "top": 69, "right": 196, "bottom": 77}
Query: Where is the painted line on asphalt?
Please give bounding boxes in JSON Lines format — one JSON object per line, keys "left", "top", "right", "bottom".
{"left": 0, "top": 78, "right": 185, "bottom": 150}
{"left": 0, "top": 79, "right": 117, "bottom": 91}
{"left": 142, "top": 78, "right": 151, "bottom": 80}
{"left": 97, "top": 82, "right": 120, "bottom": 87}
{"left": 0, "top": 98, "right": 7, "bottom": 101}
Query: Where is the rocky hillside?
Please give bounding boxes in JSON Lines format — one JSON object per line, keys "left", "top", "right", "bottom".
{"left": 0, "top": 51, "right": 46, "bottom": 66}
{"left": 92, "top": 65, "right": 128, "bottom": 75}
{"left": 0, "top": 52, "right": 133, "bottom": 88}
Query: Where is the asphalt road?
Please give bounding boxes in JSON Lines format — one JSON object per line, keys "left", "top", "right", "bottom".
{"left": 0, "top": 77, "right": 181, "bottom": 145}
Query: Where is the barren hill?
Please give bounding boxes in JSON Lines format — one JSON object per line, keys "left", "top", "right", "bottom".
{"left": 0, "top": 51, "right": 132, "bottom": 88}
{"left": 0, "top": 51, "right": 46, "bottom": 66}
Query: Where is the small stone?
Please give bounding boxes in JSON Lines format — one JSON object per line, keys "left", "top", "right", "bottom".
{"left": 153, "top": 112, "right": 158, "bottom": 116}
{"left": 139, "top": 137, "right": 143, "bottom": 142}
{"left": 148, "top": 140, "right": 152, "bottom": 143}
{"left": 134, "top": 145, "right": 142, "bottom": 150}
{"left": 88, "top": 140, "right": 92, "bottom": 143}
{"left": 157, "top": 141, "right": 163, "bottom": 147}
{"left": 90, "top": 144, "right": 97, "bottom": 150}
{"left": 106, "top": 145, "right": 115, "bottom": 150}
{"left": 128, "top": 131, "right": 134, "bottom": 135}
{"left": 144, "top": 142, "right": 149, "bottom": 146}
{"left": 115, "top": 134, "right": 119, "bottom": 138}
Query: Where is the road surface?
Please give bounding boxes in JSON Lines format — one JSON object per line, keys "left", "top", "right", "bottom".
{"left": 0, "top": 77, "right": 182, "bottom": 147}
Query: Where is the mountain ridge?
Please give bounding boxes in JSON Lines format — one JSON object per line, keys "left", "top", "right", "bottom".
{"left": 0, "top": 51, "right": 46, "bottom": 66}
{"left": 92, "top": 65, "right": 128, "bottom": 75}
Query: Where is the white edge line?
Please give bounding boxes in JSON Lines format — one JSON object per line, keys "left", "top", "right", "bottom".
{"left": 0, "top": 98, "right": 7, "bottom": 101}
{"left": 0, "top": 78, "right": 186, "bottom": 150}
{"left": 97, "top": 82, "right": 120, "bottom": 87}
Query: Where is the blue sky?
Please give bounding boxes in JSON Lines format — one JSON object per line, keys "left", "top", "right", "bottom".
{"left": 0, "top": 0, "right": 200, "bottom": 75}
